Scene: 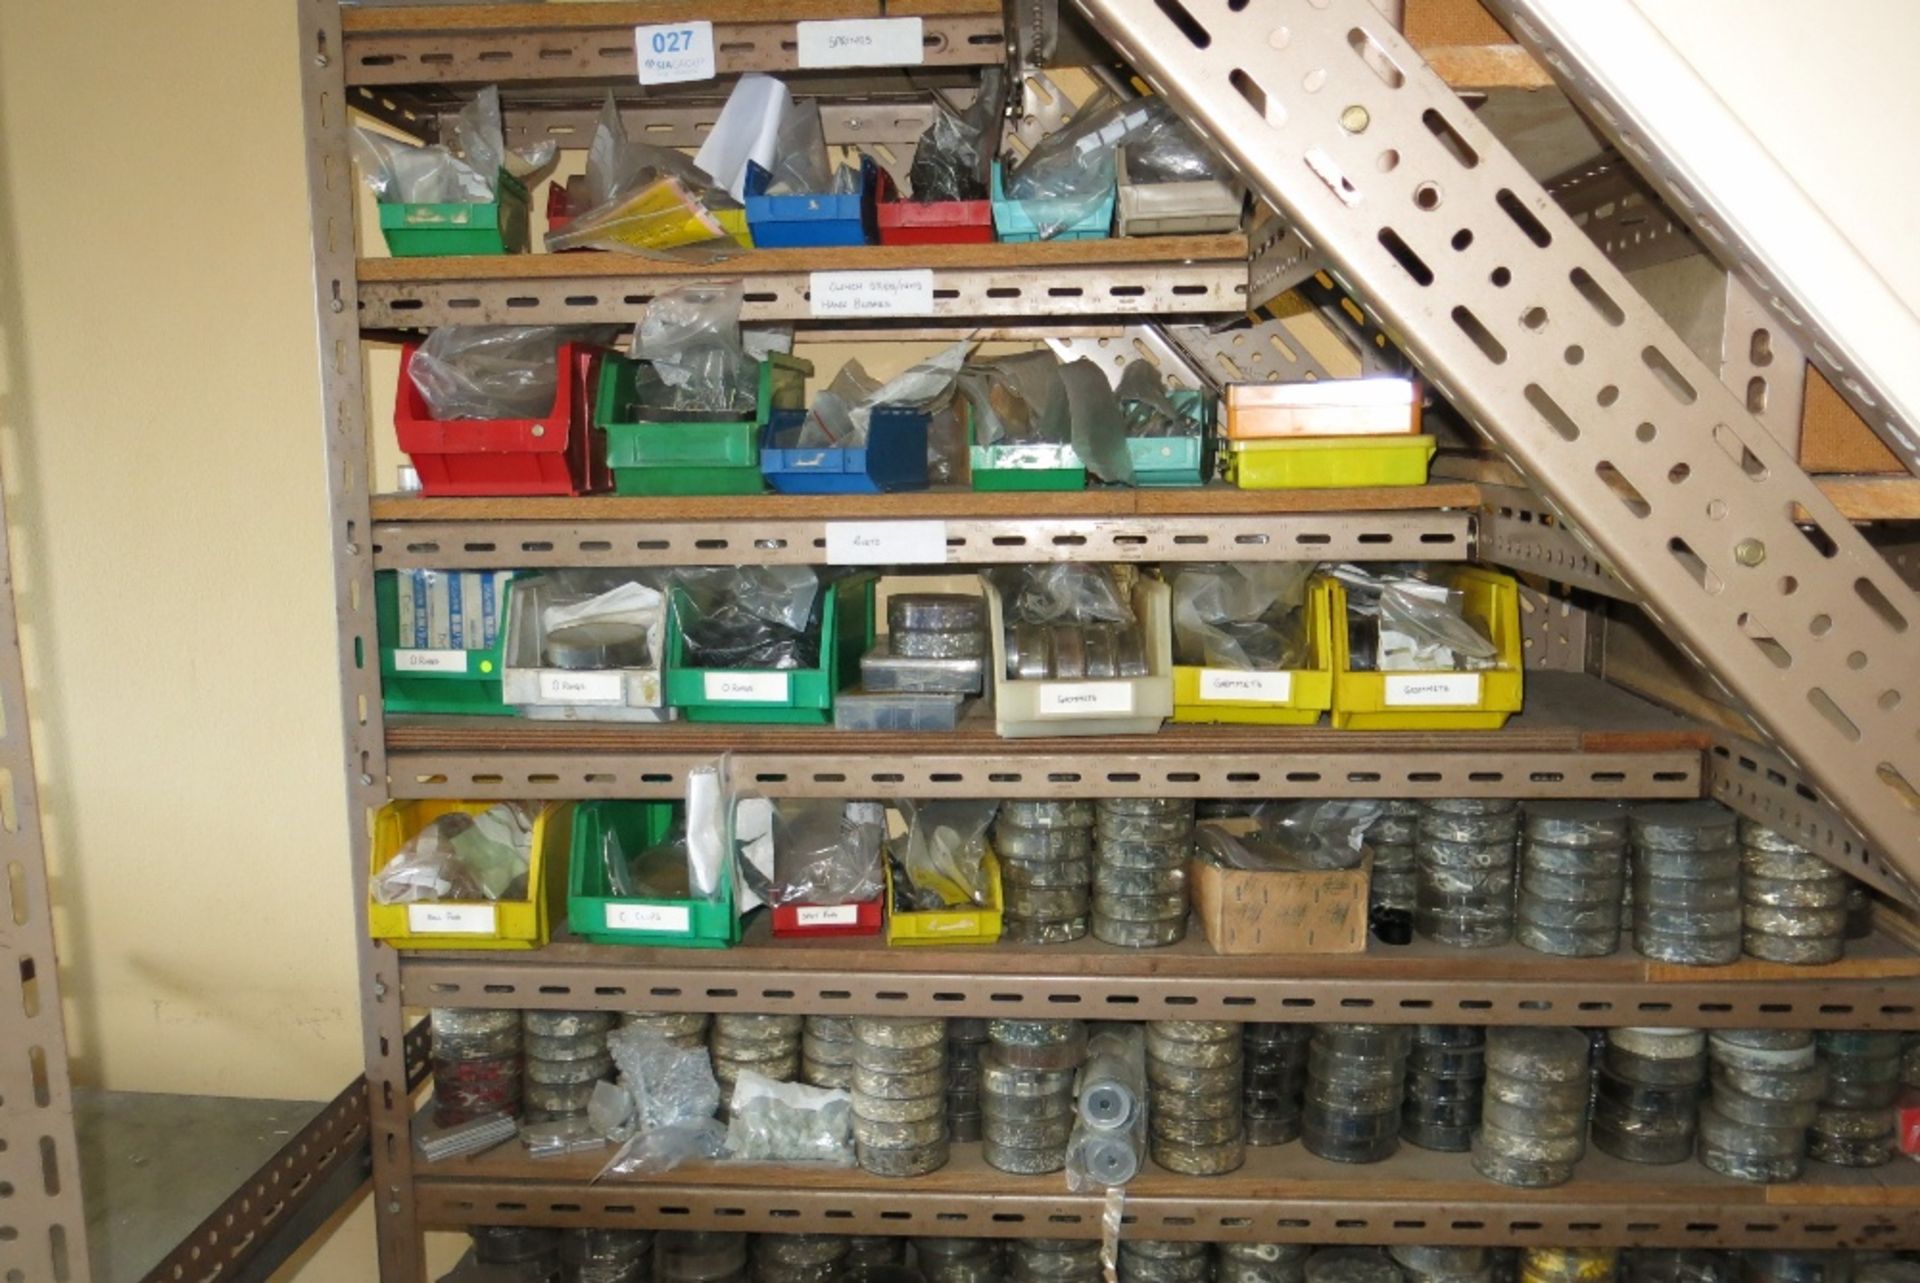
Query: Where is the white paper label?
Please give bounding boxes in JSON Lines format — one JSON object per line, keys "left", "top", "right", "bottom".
{"left": 1036, "top": 682, "right": 1136, "bottom": 717}
{"left": 607, "top": 902, "right": 692, "bottom": 934}
{"left": 1198, "top": 669, "right": 1293, "bottom": 702}
{"left": 537, "top": 670, "right": 625, "bottom": 704}
{"left": 407, "top": 903, "right": 496, "bottom": 935}
{"left": 1384, "top": 673, "right": 1483, "bottom": 707}
{"left": 796, "top": 904, "right": 862, "bottom": 927}
{"left": 809, "top": 269, "right": 935, "bottom": 318}
{"left": 393, "top": 649, "right": 465, "bottom": 674}
{"left": 796, "top": 17, "right": 925, "bottom": 68}
{"left": 703, "top": 671, "right": 791, "bottom": 703}
{"left": 826, "top": 520, "right": 950, "bottom": 566}
{"left": 634, "top": 21, "right": 715, "bottom": 84}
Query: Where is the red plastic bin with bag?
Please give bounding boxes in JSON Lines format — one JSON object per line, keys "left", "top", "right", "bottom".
{"left": 395, "top": 342, "right": 610, "bottom": 497}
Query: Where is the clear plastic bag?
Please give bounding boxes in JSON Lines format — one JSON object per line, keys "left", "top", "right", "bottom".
{"left": 1170, "top": 564, "right": 1314, "bottom": 670}
{"left": 723, "top": 1070, "right": 856, "bottom": 1165}
{"left": 1004, "top": 90, "right": 1158, "bottom": 239}
{"left": 1117, "top": 359, "right": 1199, "bottom": 439}
{"left": 1066, "top": 1025, "right": 1147, "bottom": 1191}
{"left": 1121, "top": 102, "right": 1230, "bottom": 185}
{"left": 370, "top": 802, "right": 535, "bottom": 904}
{"left": 635, "top": 282, "right": 756, "bottom": 414}
{"left": 907, "top": 69, "right": 1004, "bottom": 202}
{"left": 796, "top": 341, "right": 972, "bottom": 448}
{"left": 410, "top": 326, "right": 564, "bottom": 421}
{"left": 960, "top": 351, "right": 1073, "bottom": 446}
{"left": 894, "top": 799, "right": 997, "bottom": 908}
{"left": 755, "top": 800, "right": 885, "bottom": 907}
{"left": 1331, "top": 565, "right": 1497, "bottom": 672}
{"left": 1001, "top": 564, "right": 1135, "bottom": 627}
{"left": 539, "top": 574, "right": 667, "bottom": 671}
{"left": 352, "top": 86, "right": 554, "bottom": 204}
{"left": 598, "top": 1025, "right": 726, "bottom": 1176}
{"left": 766, "top": 97, "right": 834, "bottom": 196}
{"left": 671, "top": 566, "right": 822, "bottom": 670}
{"left": 685, "top": 756, "right": 734, "bottom": 903}
{"left": 1060, "top": 358, "right": 1133, "bottom": 485}
{"left": 1236, "top": 799, "right": 1386, "bottom": 871}
{"left": 926, "top": 401, "right": 970, "bottom": 486}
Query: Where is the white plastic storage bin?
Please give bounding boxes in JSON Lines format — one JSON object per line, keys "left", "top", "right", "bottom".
{"left": 982, "top": 573, "right": 1174, "bottom": 738}
{"left": 501, "top": 576, "right": 671, "bottom": 722}
{"left": 1114, "top": 151, "right": 1244, "bottom": 236}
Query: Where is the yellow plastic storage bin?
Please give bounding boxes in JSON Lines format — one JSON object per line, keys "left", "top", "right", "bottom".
{"left": 1328, "top": 567, "right": 1524, "bottom": 730}
{"left": 884, "top": 851, "right": 1004, "bottom": 946}
{"left": 1172, "top": 577, "right": 1337, "bottom": 725}
{"left": 1226, "top": 434, "right": 1435, "bottom": 490}
{"left": 367, "top": 800, "right": 570, "bottom": 950}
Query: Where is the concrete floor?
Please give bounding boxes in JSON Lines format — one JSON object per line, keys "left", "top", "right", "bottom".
{"left": 76, "top": 1088, "right": 324, "bottom": 1282}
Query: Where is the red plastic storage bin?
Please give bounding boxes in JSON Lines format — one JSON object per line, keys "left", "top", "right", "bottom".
{"left": 769, "top": 896, "right": 884, "bottom": 939}
{"left": 874, "top": 169, "right": 993, "bottom": 246}
{"left": 395, "top": 343, "right": 609, "bottom": 497}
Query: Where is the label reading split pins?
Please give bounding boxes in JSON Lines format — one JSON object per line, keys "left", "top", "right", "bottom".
{"left": 1383, "top": 672, "right": 1482, "bottom": 707}
{"left": 809, "top": 269, "right": 934, "bottom": 318}
{"left": 1037, "top": 682, "right": 1136, "bottom": 717}
{"left": 607, "top": 902, "right": 691, "bottom": 934}
{"left": 704, "top": 671, "right": 790, "bottom": 703}
{"left": 634, "top": 21, "right": 715, "bottom": 84}
{"left": 407, "top": 903, "right": 497, "bottom": 935}
{"left": 393, "top": 649, "right": 466, "bottom": 674}
{"left": 796, "top": 904, "right": 861, "bottom": 927}
{"left": 795, "top": 17, "right": 925, "bottom": 68}
{"left": 826, "top": 520, "right": 949, "bottom": 566}
{"left": 1198, "top": 669, "right": 1293, "bottom": 702}
{"left": 538, "top": 670, "right": 625, "bottom": 703}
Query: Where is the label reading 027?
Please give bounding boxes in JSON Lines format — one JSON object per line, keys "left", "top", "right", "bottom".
{"left": 633, "top": 20, "right": 716, "bottom": 85}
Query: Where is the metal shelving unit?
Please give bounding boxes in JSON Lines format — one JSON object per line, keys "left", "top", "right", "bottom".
{"left": 295, "top": 1, "right": 1920, "bottom": 1277}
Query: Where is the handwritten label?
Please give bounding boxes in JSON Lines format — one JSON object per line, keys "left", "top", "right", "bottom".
{"left": 1384, "top": 673, "right": 1482, "bottom": 707}
{"left": 826, "top": 520, "right": 949, "bottom": 566}
{"left": 809, "top": 269, "right": 934, "bottom": 318}
{"left": 634, "top": 21, "right": 715, "bottom": 84}
{"left": 796, "top": 904, "right": 862, "bottom": 927}
{"left": 393, "top": 649, "right": 465, "bottom": 674}
{"left": 1198, "top": 669, "right": 1293, "bottom": 702}
{"left": 608, "top": 902, "right": 692, "bottom": 934}
{"left": 796, "top": 17, "right": 925, "bottom": 68}
{"left": 538, "top": 670, "right": 625, "bottom": 703}
{"left": 704, "top": 671, "right": 791, "bottom": 703}
{"left": 407, "top": 903, "right": 496, "bottom": 935}
{"left": 1037, "top": 682, "right": 1136, "bottom": 717}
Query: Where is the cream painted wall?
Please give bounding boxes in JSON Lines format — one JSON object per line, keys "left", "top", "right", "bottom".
{"left": 0, "top": 2, "right": 1913, "bottom": 1281}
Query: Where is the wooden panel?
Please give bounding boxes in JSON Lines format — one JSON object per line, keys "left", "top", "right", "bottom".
{"left": 1801, "top": 367, "right": 1904, "bottom": 475}
{"left": 1405, "top": 0, "right": 1515, "bottom": 49}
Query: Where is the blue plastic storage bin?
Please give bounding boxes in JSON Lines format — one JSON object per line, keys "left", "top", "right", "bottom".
{"left": 759, "top": 407, "right": 930, "bottom": 494}
{"left": 990, "top": 161, "right": 1114, "bottom": 243}
{"left": 744, "top": 157, "right": 876, "bottom": 248}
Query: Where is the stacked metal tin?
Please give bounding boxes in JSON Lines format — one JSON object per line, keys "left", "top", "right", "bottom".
{"left": 1009, "top": 1238, "right": 1103, "bottom": 1283}
{"left": 846, "top": 592, "right": 989, "bottom": 730}
{"left": 710, "top": 1014, "right": 802, "bottom": 1113}
{"left": 1516, "top": 802, "right": 1629, "bottom": 957}
{"left": 1699, "top": 1029, "right": 1824, "bottom": 1183}
{"left": 1218, "top": 1243, "right": 1311, "bottom": 1283}
{"left": 470, "top": 1225, "right": 561, "bottom": 1278}
{"left": 1093, "top": 798, "right": 1196, "bottom": 947}
{"left": 1147, "top": 1019, "right": 1246, "bottom": 1174}
{"left": 1739, "top": 822, "right": 1848, "bottom": 965}
{"left": 1415, "top": 799, "right": 1520, "bottom": 948}
{"left": 560, "top": 1227, "right": 653, "bottom": 1283}
{"left": 1741, "top": 1252, "right": 1854, "bottom": 1283}
{"left": 801, "top": 1014, "right": 856, "bottom": 1090}
{"left": 914, "top": 1237, "right": 1001, "bottom": 1283}
{"left": 1305, "top": 1248, "right": 1402, "bottom": 1283}
{"left": 1591, "top": 1027, "right": 1706, "bottom": 1165}
{"left": 1005, "top": 620, "right": 1151, "bottom": 681}
{"left": 842, "top": 1236, "right": 908, "bottom": 1281}
{"left": 852, "top": 1016, "right": 950, "bottom": 1177}
{"left": 1302, "top": 1024, "right": 1409, "bottom": 1164}
{"left": 1629, "top": 802, "right": 1741, "bottom": 966}
{"left": 1393, "top": 1247, "right": 1497, "bottom": 1283}
{"left": 1520, "top": 1249, "right": 1619, "bottom": 1283}
{"left": 430, "top": 1007, "right": 523, "bottom": 1126}
{"left": 622, "top": 1010, "right": 710, "bottom": 1051}
{"left": 1809, "top": 1030, "right": 1902, "bottom": 1167}
{"left": 996, "top": 799, "right": 1096, "bottom": 944}
{"left": 946, "top": 1018, "right": 989, "bottom": 1143}
{"left": 1367, "top": 799, "right": 1421, "bottom": 934}
{"left": 1472, "top": 1027, "right": 1591, "bottom": 1187}
{"left": 655, "top": 1231, "right": 749, "bottom": 1283}
{"left": 751, "top": 1235, "right": 848, "bottom": 1283}
{"left": 524, "top": 1010, "right": 614, "bottom": 1123}
{"left": 1242, "top": 1022, "right": 1311, "bottom": 1146}
{"left": 983, "top": 1019, "right": 1084, "bottom": 1174}
{"left": 1621, "top": 1250, "right": 1737, "bottom": 1283}
{"left": 1119, "top": 1240, "right": 1211, "bottom": 1283}
{"left": 1401, "top": 1024, "right": 1486, "bottom": 1153}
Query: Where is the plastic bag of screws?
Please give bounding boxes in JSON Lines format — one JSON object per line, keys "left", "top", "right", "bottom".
{"left": 1118, "top": 1239, "right": 1211, "bottom": 1283}
{"left": 655, "top": 1231, "right": 749, "bottom": 1283}
{"left": 1219, "top": 1242, "right": 1311, "bottom": 1283}
{"left": 851, "top": 1016, "right": 950, "bottom": 1177}
{"left": 914, "top": 1236, "right": 1002, "bottom": 1283}
{"left": 1470, "top": 1027, "right": 1590, "bottom": 1188}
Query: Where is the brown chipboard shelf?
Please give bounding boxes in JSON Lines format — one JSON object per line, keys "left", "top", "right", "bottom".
{"left": 410, "top": 1135, "right": 1920, "bottom": 1247}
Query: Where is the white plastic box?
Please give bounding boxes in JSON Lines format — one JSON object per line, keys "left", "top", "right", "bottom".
{"left": 1114, "top": 151, "right": 1245, "bottom": 237}
{"left": 501, "top": 576, "right": 671, "bottom": 722}
{"left": 982, "top": 573, "right": 1174, "bottom": 738}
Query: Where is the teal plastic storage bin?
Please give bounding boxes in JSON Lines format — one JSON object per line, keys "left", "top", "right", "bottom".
{"left": 990, "top": 162, "right": 1114, "bottom": 243}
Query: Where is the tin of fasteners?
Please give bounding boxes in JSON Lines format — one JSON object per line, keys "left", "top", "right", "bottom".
{"left": 857, "top": 1138, "right": 950, "bottom": 1177}
{"left": 855, "top": 1112, "right": 948, "bottom": 1149}
{"left": 1590, "top": 1113, "right": 1695, "bottom": 1165}
{"left": 854, "top": 1040, "right": 948, "bottom": 1074}
{"left": 525, "top": 1053, "right": 614, "bottom": 1085}
{"left": 1404, "top": 1069, "right": 1484, "bottom": 1104}
{"left": 1151, "top": 1134, "right": 1247, "bottom": 1174}
{"left": 1480, "top": 1073, "right": 1588, "bottom": 1114}
{"left": 526, "top": 1033, "right": 611, "bottom": 1062}
{"left": 1414, "top": 911, "right": 1511, "bottom": 949}
{"left": 994, "top": 823, "right": 1095, "bottom": 859}
{"left": 1742, "top": 931, "right": 1844, "bottom": 965}
{"left": 981, "top": 1058, "right": 1076, "bottom": 1097}
{"left": 1093, "top": 913, "right": 1187, "bottom": 947}
{"left": 1093, "top": 839, "right": 1191, "bottom": 870}
{"left": 524, "top": 1010, "right": 614, "bottom": 1038}
{"left": 1710, "top": 1063, "right": 1827, "bottom": 1105}
{"left": 984, "top": 1112, "right": 1074, "bottom": 1148}
{"left": 1003, "top": 885, "right": 1092, "bottom": 921}
{"left": 854, "top": 1017, "right": 946, "bottom": 1049}
{"left": 802, "top": 1032, "right": 856, "bottom": 1064}
{"left": 1419, "top": 814, "right": 1521, "bottom": 845}
{"left": 1630, "top": 802, "right": 1738, "bottom": 850}
{"left": 1153, "top": 1086, "right": 1244, "bottom": 1121}
{"left": 1633, "top": 927, "right": 1740, "bottom": 965}
{"left": 853, "top": 1065, "right": 947, "bottom": 1102}
{"left": 1097, "top": 811, "right": 1194, "bottom": 842}
{"left": 1150, "top": 1109, "right": 1244, "bottom": 1146}
{"left": 1696, "top": 1105, "right": 1806, "bottom": 1158}
{"left": 1002, "top": 799, "right": 1098, "bottom": 827}
{"left": 1701, "top": 1090, "right": 1817, "bottom": 1130}
{"left": 1520, "top": 867, "right": 1626, "bottom": 902}
{"left": 1522, "top": 842, "right": 1627, "bottom": 879}
{"left": 892, "top": 594, "right": 986, "bottom": 634}
{"left": 1148, "top": 1038, "right": 1242, "bottom": 1072}
{"left": 981, "top": 1088, "right": 1073, "bottom": 1123}
{"left": 1002, "top": 856, "right": 1095, "bottom": 890}
{"left": 1634, "top": 846, "right": 1741, "bottom": 882}
{"left": 1244, "top": 1114, "right": 1304, "bottom": 1147}
{"left": 982, "top": 1138, "right": 1066, "bottom": 1174}
{"left": 1477, "top": 1117, "right": 1589, "bottom": 1161}
{"left": 1001, "top": 916, "right": 1090, "bottom": 944}
{"left": 1094, "top": 865, "right": 1189, "bottom": 897}
{"left": 1744, "top": 875, "right": 1849, "bottom": 909}
{"left": 1147, "top": 1059, "right": 1242, "bottom": 1094}
{"left": 946, "top": 1113, "right": 984, "bottom": 1144}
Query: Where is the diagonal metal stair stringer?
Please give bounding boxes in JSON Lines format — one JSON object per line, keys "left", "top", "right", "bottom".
{"left": 1071, "top": 0, "right": 1920, "bottom": 879}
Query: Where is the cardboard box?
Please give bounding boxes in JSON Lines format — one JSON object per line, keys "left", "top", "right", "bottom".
{"left": 1190, "top": 839, "right": 1371, "bottom": 955}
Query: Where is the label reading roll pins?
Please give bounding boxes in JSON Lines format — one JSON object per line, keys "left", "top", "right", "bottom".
{"left": 1198, "top": 669, "right": 1292, "bottom": 702}
{"left": 1383, "top": 672, "right": 1482, "bottom": 707}
{"left": 1036, "top": 682, "right": 1135, "bottom": 717}
{"left": 796, "top": 904, "right": 861, "bottom": 927}
{"left": 703, "top": 671, "right": 791, "bottom": 703}
{"left": 407, "top": 903, "right": 496, "bottom": 935}
{"left": 607, "top": 903, "right": 691, "bottom": 934}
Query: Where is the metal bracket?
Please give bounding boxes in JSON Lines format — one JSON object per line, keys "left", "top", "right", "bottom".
{"left": 1546, "top": 153, "right": 1697, "bottom": 272}
{"left": 1477, "top": 485, "right": 1631, "bottom": 602}
{"left": 1074, "top": 0, "right": 1920, "bottom": 878}
{"left": 1516, "top": 582, "right": 1598, "bottom": 673}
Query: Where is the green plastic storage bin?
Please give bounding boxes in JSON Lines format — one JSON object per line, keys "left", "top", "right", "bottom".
{"left": 566, "top": 801, "right": 739, "bottom": 947}
{"left": 597, "top": 352, "right": 810, "bottom": 496}
{"left": 376, "top": 570, "right": 517, "bottom": 716}
{"left": 377, "top": 171, "right": 530, "bottom": 257}
{"left": 666, "top": 576, "right": 872, "bottom": 724}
